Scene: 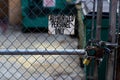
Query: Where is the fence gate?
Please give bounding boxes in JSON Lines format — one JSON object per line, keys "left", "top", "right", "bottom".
{"left": 0, "top": 0, "right": 86, "bottom": 80}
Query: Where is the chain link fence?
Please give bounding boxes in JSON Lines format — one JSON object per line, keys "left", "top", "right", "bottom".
{"left": 0, "top": 0, "right": 107, "bottom": 80}
{"left": 0, "top": 0, "right": 88, "bottom": 80}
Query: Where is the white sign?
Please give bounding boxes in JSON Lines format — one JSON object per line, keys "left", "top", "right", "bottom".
{"left": 48, "top": 15, "right": 75, "bottom": 35}
{"left": 43, "top": 0, "right": 55, "bottom": 7}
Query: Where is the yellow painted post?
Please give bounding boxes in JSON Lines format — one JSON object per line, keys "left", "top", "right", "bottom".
{"left": 76, "top": 3, "right": 86, "bottom": 68}
{"left": 76, "top": 3, "right": 86, "bottom": 49}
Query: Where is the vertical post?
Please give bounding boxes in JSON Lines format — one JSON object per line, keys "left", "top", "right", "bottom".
{"left": 76, "top": 3, "right": 86, "bottom": 49}
{"left": 96, "top": 0, "right": 103, "bottom": 40}
{"left": 116, "top": 34, "right": 120, "bottom": 80}
{"left": 107, "top": 0, "right": 118, "bottom": 80}
{"left": 109, "top": 0, "right": 117, "bottom": 43}
{"left": 94, "top": 0, "right": 103, "bottom": 80}
{"left": 91, "top": 0, "right": 96, "bottom": 40}
{"left": 116, "top": 0, "right": 120, "bottom": 80}
{"left": 76, "top": 2, "right": 86, "bottom": 68}
{"left": 111, "top": 0, "right": 118, "bottom": 80}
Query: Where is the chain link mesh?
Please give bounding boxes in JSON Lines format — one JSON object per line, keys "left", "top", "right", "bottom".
{"left": 0, "top": 0, "right": 91, "bottom": 80}
{"left": 0, "top": 55, "right": 85, "bottom": 80}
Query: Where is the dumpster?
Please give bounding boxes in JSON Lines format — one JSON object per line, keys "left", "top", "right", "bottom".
{"left": 21, "top": 0, "right": 77, "bottom": 32}
{"left": 83, "top": 12, "right": 109, "bottom": 80}
{"left": 84, "top": 12, "right": 109, "bottom": 42}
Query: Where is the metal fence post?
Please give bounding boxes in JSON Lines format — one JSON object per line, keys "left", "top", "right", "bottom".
{"left": 107, "top": 0, "right": 118, "bottom": 80}
{"left": 76, "top": 2, "right": 86, "bottom": 49}
{"left": 96, "top": 0, "right": 103, "bottom": 40}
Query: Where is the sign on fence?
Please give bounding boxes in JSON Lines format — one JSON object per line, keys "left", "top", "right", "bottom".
{"left": 48, "top": 15, "right": 75, "bottom": 35}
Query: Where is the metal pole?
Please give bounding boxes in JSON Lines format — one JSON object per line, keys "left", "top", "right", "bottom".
{"left": 91, "top": 0, "right": 96, "bottom": 40}
{"left": 107, "top": 0, "right": 118, "bottom": 80}
{"left": 106, "top": 1, "right": 111, "bottom": 80}
{"left": 93, "top": 1, "right": 103, "bottom": 79}
{"left": 111, "top": 0, "right": 118, "bottom": 80}
{"left": 96, "top": 0, "right": 103, "bottom": 40}
{"left": 116, "top": 0, "right": 120, "bottom": 80}
{"left": 0, "top": 49, "right": 86, "bottom": 55}
{"left": 109, "top": 0, "right": 117, "bottom": 43}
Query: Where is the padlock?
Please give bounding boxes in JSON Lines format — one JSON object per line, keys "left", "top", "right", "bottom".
{"left": 83, "top": 58, "right": 91, "bottom": 65}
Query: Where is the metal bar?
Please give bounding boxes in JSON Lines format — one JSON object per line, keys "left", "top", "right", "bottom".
{"left": 109, "top": 0, "right": 117, "bottom": 43}
{"left": 91, "top": 0, "right": 96, "bottom": 40}
{"left": 110, "top": 0, "right": 118, "bottom": 80}
{"left": 0, "top": 49, "right": 86, "bottom": 55}
{"left": 116, "top": 34, "right": 120, "bottom": 80}
{"left": 118, "top": 0, "right": 120, "bottom": 33}
{"left": 96, "top": 0, "right": 103, "bottom": 40}
{"left": 116, "top": 1, "right": 120, "bottom": 80}
{"left": 94, "top": 1, "right": 103, "bottom": 78}
{"left": 106, "top": 1, "right": 112, "bottom": 80}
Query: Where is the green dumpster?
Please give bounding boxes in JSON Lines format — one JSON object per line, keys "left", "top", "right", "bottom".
{"left": 21, "top": 0, "right": 77, "bottom": 31}
{"left": 84, "top": 12, "right": 109, "bottom": 42}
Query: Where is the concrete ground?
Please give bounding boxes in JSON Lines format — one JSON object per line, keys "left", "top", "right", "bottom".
{"left": 0, "top": 27, "right": 85, "bottom": 80}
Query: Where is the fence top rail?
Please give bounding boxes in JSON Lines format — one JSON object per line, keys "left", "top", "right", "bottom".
{"left": 0, "top": 49, "right": 86, "bottom": 55}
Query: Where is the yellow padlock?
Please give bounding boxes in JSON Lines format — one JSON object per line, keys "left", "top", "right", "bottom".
{"left": 83, "top": 58, "right": 90, "bottom": 65}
